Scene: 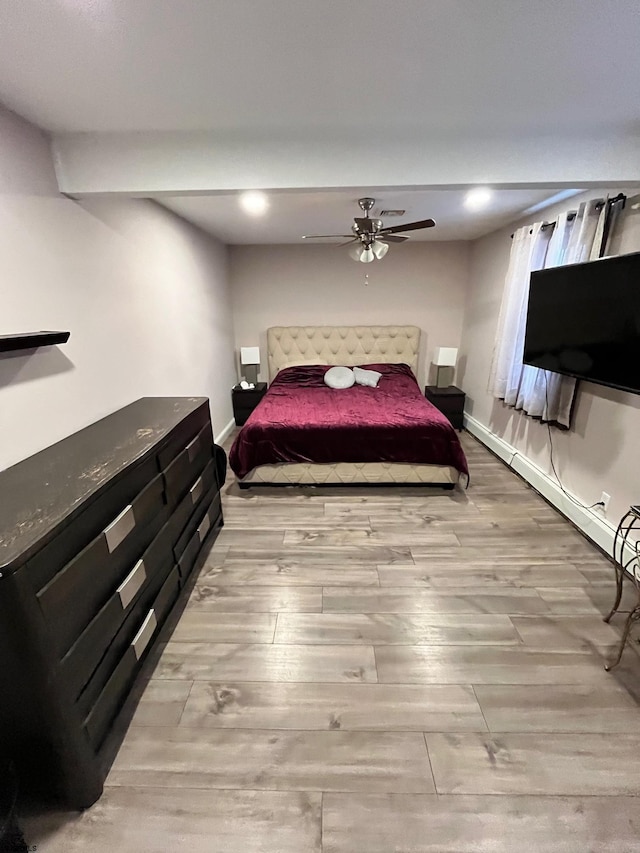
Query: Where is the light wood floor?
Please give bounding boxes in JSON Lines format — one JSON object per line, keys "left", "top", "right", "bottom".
{"left": 23, "top": 431, "right": 640, "bottom": 852}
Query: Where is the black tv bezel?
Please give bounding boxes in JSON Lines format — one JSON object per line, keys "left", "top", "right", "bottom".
{"left": 523, "top": 250, "right": 640, "bottom": 397}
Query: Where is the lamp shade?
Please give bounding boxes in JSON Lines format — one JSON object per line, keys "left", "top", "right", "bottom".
{"left": 349, "top": 241, "right": 388, "bottom": 262}
{"left": 371, "top": 240, "right": 389, "bottom": 259}
{"left": 240, "top": 346, "right": 260, "bottom": 366}
{"left": 433, "top": 347, "right": 458, "bottom": 367}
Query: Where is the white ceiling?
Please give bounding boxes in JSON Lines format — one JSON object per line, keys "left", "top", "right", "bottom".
{"left": 161, "top": 188, "right": 573, "bottom": 244}
{"left": 1, "top": 1, "right": 639, "bottom": 137}
{"left": 1, "top": 1, "right": 639, "bottom": 242}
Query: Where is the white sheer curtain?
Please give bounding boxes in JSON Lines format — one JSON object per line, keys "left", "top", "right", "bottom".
{"left": 489, "top": 199, "right": 608, "bottom": 428}
{"left": 489, "top": 222, "right": 551, "bottom": 404}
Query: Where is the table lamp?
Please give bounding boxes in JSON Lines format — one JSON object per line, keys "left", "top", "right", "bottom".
{"left": 240, "top": 346, "right": 260, "bottom": 387}
{"left": 433, "top": 347, "right": 458, "bottom": 388}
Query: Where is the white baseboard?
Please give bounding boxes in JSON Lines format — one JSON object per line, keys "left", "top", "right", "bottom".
{"left": 215, "top": 418, "right": 236, "bottom": 446}
{"left": 463, "top": 413, "right": 623, "bottom": 562}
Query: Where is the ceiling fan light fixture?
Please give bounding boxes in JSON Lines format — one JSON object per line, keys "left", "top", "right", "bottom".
{"left": 371, "top": 240, "right": 389, "bottom": 259}
{"left": 308, "top": 197, "right": 436, "bottom": 258}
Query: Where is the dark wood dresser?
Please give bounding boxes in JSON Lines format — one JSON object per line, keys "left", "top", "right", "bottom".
{"left": 0, "top": 397, "right": 223, "bottom": 809}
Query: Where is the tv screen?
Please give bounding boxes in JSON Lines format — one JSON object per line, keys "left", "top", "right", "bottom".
{"left": 523, "top": 251, "right": 640, "bottom": 395}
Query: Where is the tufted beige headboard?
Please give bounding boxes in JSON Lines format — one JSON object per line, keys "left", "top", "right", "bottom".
{"left": 267, "top": 325, "right": 421, "bottom": 381}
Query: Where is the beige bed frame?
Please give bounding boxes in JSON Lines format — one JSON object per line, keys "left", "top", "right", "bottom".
{"left": 267, "top": 324, "right": 421, "bottom": 381}
{"left": 238, "top": 325, "right": 458, "bottom": 487}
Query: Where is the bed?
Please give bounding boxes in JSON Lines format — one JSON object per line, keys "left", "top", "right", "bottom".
{"left": 229, "top": 325, "right": 469, "bottom": 487}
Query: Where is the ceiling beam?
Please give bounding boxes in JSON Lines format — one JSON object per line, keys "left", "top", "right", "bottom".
{"left": 52, "top": 131, "right": 640, "bottom": 197}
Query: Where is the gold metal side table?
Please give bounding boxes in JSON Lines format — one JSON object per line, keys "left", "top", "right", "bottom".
{"left": 604, "top": 505, "right": 640, "bottom": 671}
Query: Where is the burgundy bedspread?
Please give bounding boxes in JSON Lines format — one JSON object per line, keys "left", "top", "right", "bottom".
{"left": 229, "top": 363, "right": 468, "bottom": 479}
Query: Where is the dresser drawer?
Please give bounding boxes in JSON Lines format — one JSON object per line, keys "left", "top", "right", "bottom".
{"left": 156, "top": 404, "right": 210, "bottom": 471}
{"left": 162, "top": 423, "right": 213, "bottom": 507}
{"left": 168, "top": 459, "right": 217, "bottom": 550}
{"left": 83, "top": 566, "right": 180, "bottom": 749}
{"left": 59, "top": 519, "right": 176, "bottom": 700}
{"left": 75, "top": 558, "right": 176, "bottom": 721}
{"left": 177, "top": 493, "right": 222, "bottom": 582}
{"left": 177, "top": 531, "right": 202, "bottom": 582}
{"left": 36, "top": 474, "right": 167, "bottom": 657}
{"left": 26, "top": 456, "right": 161, "bottom": 593}
{"left": 174, "top": 483, "right": 221, "bottom": 564}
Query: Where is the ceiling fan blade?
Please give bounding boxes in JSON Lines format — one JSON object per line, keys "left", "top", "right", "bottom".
{"left": 379, "top": 218, "right": 436, "bottom": 235}
{"left": 338, "top": 238, "right": 359, "bottom": 247}
{"left": 379, "top": 234, "right": 408, "bottom": 243}
{"left": 302, "top": 234, "right": 354, "bottom": 239}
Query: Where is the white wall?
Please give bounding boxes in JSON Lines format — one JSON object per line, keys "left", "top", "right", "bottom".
{"left": 0, "top": 105, "right": 236, "bottom": 471}
{"left": 459, "top": 188, "right": 640, "bottom": 529}
{"left": 229, "top": 242, "right": 470, "bottom": 386}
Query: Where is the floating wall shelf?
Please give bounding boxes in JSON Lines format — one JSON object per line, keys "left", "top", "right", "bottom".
{"left": 0, "top": 332, "right": 71, "bottom": 353}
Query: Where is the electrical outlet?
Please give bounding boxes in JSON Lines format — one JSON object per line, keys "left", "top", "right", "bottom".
{"left": 600, "top": 492, "right": 611, "bottom": 512}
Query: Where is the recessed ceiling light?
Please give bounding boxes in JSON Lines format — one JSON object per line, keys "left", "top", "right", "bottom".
{"left": 464, "top": 187, "right": 493, "bottom": 210}
{"left": 239, "top": 191, "right": 268, "bottom": 216}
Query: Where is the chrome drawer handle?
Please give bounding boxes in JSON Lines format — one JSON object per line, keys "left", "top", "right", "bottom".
{"left": 187, "top": 435, "right": 200, "bottom": 463}
{"left": 117, "top": 558, "right": 147, "bottom": 611}
{"left": 104, "top": 504, "right": 135, "bottom": 553}
{"left": 197, "top": 513, "right": 211, "bottom": 543}
{"left": 190, "top": 477, "right": 203, "bottom": 506}
{"left": 131, "top": 609, "right": 157, "bottom": 660}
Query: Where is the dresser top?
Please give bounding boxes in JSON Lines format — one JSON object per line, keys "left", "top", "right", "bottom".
{"left": 0, "top": 397, "right": 209, "bottom": 573}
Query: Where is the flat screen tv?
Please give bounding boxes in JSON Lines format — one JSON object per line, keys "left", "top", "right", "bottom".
{"left": 523, "top": 250, "right": 640, "bottom": 395}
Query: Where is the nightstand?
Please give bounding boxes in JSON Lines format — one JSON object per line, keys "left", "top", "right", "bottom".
{"left": 232, "top": 382, "right": 267, "bottom": 426}
{"left": 425, "top": 385, "right": 465, "bottom": 431}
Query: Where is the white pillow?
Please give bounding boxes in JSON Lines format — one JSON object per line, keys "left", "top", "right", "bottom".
{"left": 323, "top": 366, "right": 355, "bottom": 389}
{"left": 353, "top": 366, "right": 382, "bottom": 388}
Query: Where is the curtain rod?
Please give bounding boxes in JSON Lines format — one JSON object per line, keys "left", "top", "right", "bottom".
{"left": 512, "top": 211, "right": 575, "bottom": 238}
{"left": 510, "top": 193, "right": 627, "bottom": 239}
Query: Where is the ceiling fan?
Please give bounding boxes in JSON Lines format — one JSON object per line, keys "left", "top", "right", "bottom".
{"left": 302, "top": 197, "right": 436, "bottom": 262}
